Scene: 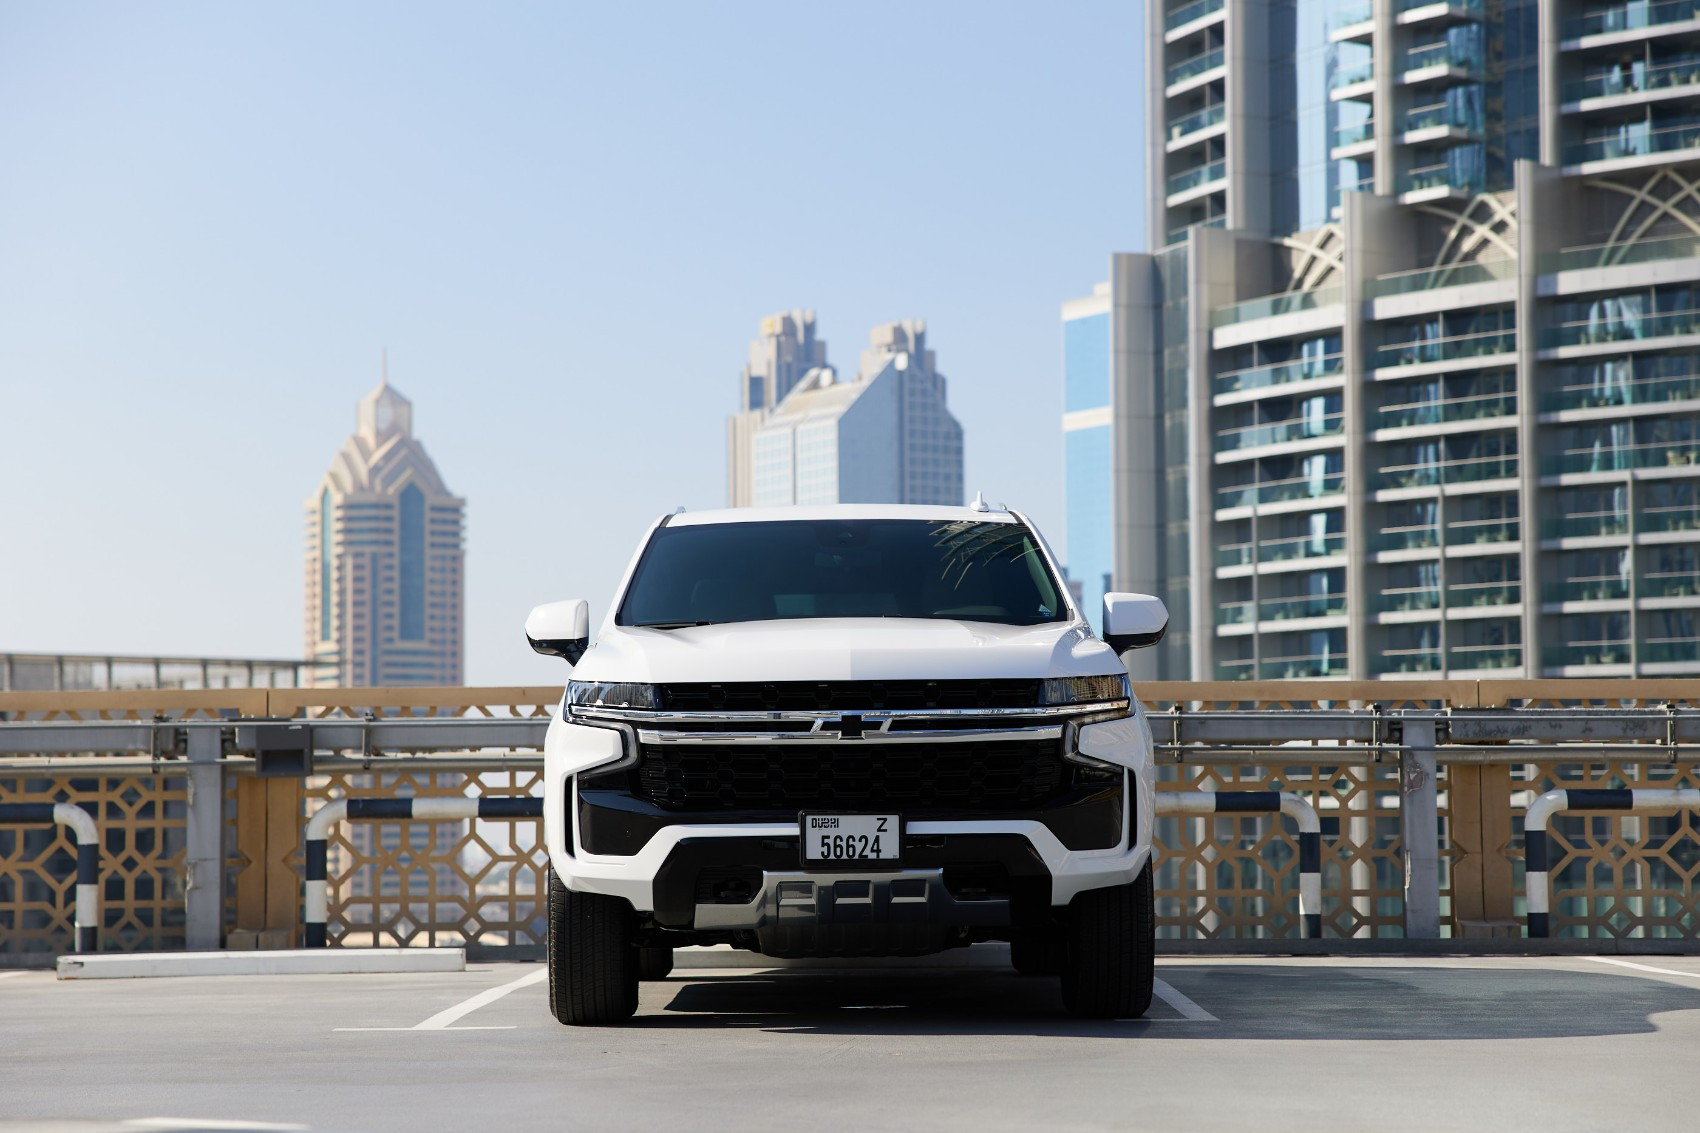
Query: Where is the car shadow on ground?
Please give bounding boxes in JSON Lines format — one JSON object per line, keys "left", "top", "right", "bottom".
{"left": 631, "top": 964, "right": 1700, "bottom": 1041}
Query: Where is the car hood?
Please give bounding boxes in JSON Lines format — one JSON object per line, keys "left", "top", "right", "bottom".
{"left": 570, "top": 617, "right": 1123, "bottom": 684}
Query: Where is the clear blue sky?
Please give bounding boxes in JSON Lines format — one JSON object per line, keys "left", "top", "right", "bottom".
{"left": 0, "top": 1, "right": 1144, "bottom": 684}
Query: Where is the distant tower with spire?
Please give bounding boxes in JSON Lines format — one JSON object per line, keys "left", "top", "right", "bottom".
{"left": 305, "top": 360, "right": 465, "bottom": 687}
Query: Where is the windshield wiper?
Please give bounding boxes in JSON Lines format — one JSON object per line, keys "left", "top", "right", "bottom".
{"left": 632, "top": 620, "right": 718, "bottom": 630}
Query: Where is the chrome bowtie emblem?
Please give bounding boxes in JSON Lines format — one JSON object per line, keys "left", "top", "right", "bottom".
{"left": 819, "top": 714, "right": 868, "bottom": 739}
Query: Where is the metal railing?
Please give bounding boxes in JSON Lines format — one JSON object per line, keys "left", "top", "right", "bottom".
{"left": 6, "top": 684, "right": 1700, "bottom": 949}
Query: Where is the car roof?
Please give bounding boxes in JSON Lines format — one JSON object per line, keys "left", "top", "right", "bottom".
{"left": 666, "top": 504, "right": 1020, "bottom": 527}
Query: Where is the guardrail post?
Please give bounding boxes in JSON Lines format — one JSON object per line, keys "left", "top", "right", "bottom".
{"left": 183, "top": 726, "right": 224, "bottom": 951}
{"left": 1400, "top": 715, "right": 1441, "bottom": 939}
{"left": 230, "top": 775, "right": 303, "bottom": 949}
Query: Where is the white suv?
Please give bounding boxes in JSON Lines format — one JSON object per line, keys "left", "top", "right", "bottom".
{"left": 526, "top": 503, "right": 1167, "bottom": 1024}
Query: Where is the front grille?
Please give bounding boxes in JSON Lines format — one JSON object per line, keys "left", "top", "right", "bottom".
{"left": 635, "top": 738, "right": 1067, "bottom": 811}
{"left": 657, "top": 679, "right": 1045, "bottom": 713}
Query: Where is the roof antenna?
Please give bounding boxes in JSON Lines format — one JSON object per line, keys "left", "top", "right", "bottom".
{"left": 970, "top": 491, "right": 990, "bottom": 513}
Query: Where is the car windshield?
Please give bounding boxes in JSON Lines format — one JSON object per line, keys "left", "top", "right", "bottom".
{"left": 617, "top": 519, "right": 1069, "bottom": 628}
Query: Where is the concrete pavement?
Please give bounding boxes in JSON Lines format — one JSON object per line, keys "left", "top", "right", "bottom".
{"left": 4, "top": 953, "right": 1700, "bottom": 1132}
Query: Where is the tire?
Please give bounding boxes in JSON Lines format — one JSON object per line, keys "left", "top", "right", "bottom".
{"left": 637, "top": 945, "right": 674, "bottom": 981}
{"left": 547, "top": 867, "right": 639, "bottom": 1025}
{"left": 1009, "top": 929, "right": 1063, "bottom": 977}
{"left": 1059, "top": 862, "right": 1155, "bottom": 1019}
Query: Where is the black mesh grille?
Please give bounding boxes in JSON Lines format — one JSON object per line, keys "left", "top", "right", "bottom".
{"left": 657, "top": 679, "right": 1045, "bottom": 713}
{"left": 635, "top": 738, "right": 1066, "bottom": 811}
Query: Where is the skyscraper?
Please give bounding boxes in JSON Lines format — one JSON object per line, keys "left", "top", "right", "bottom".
{"left": 306, "top": 374, "right": 465, "bottom": 687}
{"left": 727, "top": 310, "right": 829, "bottom": 507}
{"left": 748, "top": 319, "right": 964, "bottom": 508}
{"left": 1067, "top": 0, "right": 1700, "bottom": 680}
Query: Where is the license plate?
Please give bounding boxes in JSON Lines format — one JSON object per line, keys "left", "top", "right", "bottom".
{"left": 800, "top": 813, "right": 901, "bottom": 866}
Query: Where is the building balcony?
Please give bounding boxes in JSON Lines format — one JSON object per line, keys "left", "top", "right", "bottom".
{"left": 1376, "top": 391, "right": 1517, "bottom": 431}
{"left": 1449, "top": 580, "right": 1521, "bottom": 607}
{"left": 1378, "top": 648, "right": 1445, "bottom": 674}
{"left": 1214, "top": 652, "right": 1352, "bottom": 680}
{"left": 1544, "top": 304, "right": 1700, "bottom": 349}
{"left": 1540, "top": 231, "right": 1700, "bottom": 276}
{"left": 1375, "top": 525, "right": 1442, "bottom": 553}
{"left": 1643, "top": 637, "right": 1700, "bottom": 663}
{"left": 1563, "top": 54, "right": 1700, "bottom": 106}
{"left": 1217, "top": 471, "right": 1347, "bottom": 510}
{"left": 1331, "top": 61, "right": 1376, "bottom": 101}
{"left": 1167, "top": 103, "right": 1227, "bottom": 150}
{"left": 1543, "top": 369, "right": 1700, "bottom": 412}
{"left": 1398, "top": 163, "right": 1485, "bottom": 201}
{"left": 1449, "top": 517, "right": 1520, "bottom": 546}
{"left": 1376, "top": 453, "right": 1519, "bottom": 491}
{"left": 1546, "top": 439, "right": 1700, "bottom": 476}
{"left": 1399, "top": 41, "right": 1483, "bottom": 84}
{"left": 1332, "top": 119, "right": 1377, "bottom": 157}
{"left": 1167, "top": 46, "right": 1226, "bottom": 90}
{"left": 1397, "top": 0, "right": 1486, "bottom": 26}
{"left": 1216, "top": 531, "right": 1349, "bottom": 568}
{"left": 1166, "top": 0, "right": 1225, "bottom": 37}
{"left": 1373, "top": 327, "right": 1516, "bottom": 370}
{"left": 1216, "top": 592, "right": 1349, "bottom": 627}
{"left": 1644, "top": 502, "right": 1700, "bottom": 532}
{"left": 1642, "top": 571, "right": 1700, "bottom": 597}
{"left": 1375, "top": 585, "right": 1442, "bottom": 614}
{"left": 1543, "top": 574, "right": 1633, "bottom": 603}
{"left": 1447, "top": 645, "right": 1523, "bottom": 671}
{"left": 1212, "top": 285, "right": 1344, "bottom": 328}
{"left": 1331, "top": 8, "right": 1374, "bottom": 43}
{"left": 1564, "top": 121, "right": 1700, "bottom": 170}
{"left": 1544, "top": 511, "right": 1633, "bottom": 539}
{"left": 1544, "top": 641, "right": 1635, "bottom": 667}
{"left": 1215, "top": 354, "right": 1345, "bottom": 398}
{"left": 1366, "top": 257, "right": 1514, "bottom": 299}
{"left": 1168, "top": 158, "right": 1227, "bottom": 201}
{"left": 1165, "top": 215, "right": 1226, "bottom": 248}
{"left": 1403, "top": 102, "right": 1484, "bottom": 140}
{"left": 1216, "top": 413, "right": 1346, "bottom": 454}
{"left": 1562, "top": 0, "right": 1700, "bottom": 44}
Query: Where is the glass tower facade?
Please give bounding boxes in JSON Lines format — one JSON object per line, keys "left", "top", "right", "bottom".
{"left": 306, "top": 380, "right": 466, "bottom": 687}
{"left": 1068, "top": 0, "right": 1700, "bottom": 679}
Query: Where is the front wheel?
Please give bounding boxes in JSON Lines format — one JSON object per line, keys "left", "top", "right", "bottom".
{"left": 547, "top": 868, "right": 639, "bottom": 1025}
{"left": 1059, "top": 862, "right": 1155, "bottom": 1019}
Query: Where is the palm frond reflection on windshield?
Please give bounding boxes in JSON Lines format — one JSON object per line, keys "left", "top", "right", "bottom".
{"left": 930, "top": 521, "right": 1043, "bottom": 589}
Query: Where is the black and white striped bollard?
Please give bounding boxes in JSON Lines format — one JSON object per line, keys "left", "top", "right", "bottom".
{"left": 0, "top": 801, "right": 100, "bottom": 952}
{"left": 1155, "top": 790, "right": 1323, "bottom": 939}
{"left": 1523, "top": 787, "right": 1700, "bottom": 938}
{"left": 304, "top": 795, "right": 544, "bottom": 948}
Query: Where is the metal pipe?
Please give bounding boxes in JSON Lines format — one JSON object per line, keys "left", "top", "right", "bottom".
{"left": 1156, "top": 791, "right": 1322, "bottom": 938}
{"left": 0, "top": 802, "right": 99, "bottom": 952}
{"left": 303, "top": 795, "right": 543, "bottom": 948}
{"left": 1523, "top": 788, "right": 1700, "bottom": 938}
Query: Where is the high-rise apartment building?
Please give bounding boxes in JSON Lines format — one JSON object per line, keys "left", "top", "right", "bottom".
{"left": 306, "top": 376, "right": 465, "bottom": 687}
{"left": 735, "top": 317, "right": 964, "bottom": 508}
{"left": 728, "top": 310, "right": 829, "bottom": 507}
{"left": 1067, "top": 0, "right": 1700, "bottom": 680}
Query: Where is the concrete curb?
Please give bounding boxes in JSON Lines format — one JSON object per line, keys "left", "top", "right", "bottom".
{"left": 55, "top": 947, "right": 466, "bottom": 980}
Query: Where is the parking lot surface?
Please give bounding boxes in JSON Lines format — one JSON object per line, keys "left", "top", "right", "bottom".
{"left": 4, "top": 953, "right": 1700, "bottom": 1132}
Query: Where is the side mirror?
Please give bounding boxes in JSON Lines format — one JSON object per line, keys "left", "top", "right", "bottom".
{"left": 1103, "top": 592, "right": 1168, "bottom": 653}
{"left": 526, "top": 599, "right": 590, "bottom": 664}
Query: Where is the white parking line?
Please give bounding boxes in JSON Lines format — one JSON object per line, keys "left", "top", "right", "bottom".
{"left": 0, "top": 971, "right": 27, "bottom": 982}
{"left": 1582, "top": 956, "right": 1700, "bottom": 981}
{"left": 128, "top": 1115, "right": 312, "bottom": 1122}
{"left": 1151, "top": 978, "right": 1218, "bottom": 1022}
{"left": 334, "top": 967, "right": 545, "bottom": 1032}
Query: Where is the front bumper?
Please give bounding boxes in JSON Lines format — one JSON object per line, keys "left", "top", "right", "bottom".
{"left": 543, "top": 713, "right": 1157, "bottom": 914}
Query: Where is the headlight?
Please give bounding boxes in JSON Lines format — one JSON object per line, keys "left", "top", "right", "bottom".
{"left": 566, "top": 681, "right": 661, "bottom": 712}
{"left": 1039, "top": 673, "right": 1132, "bottom": 709}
